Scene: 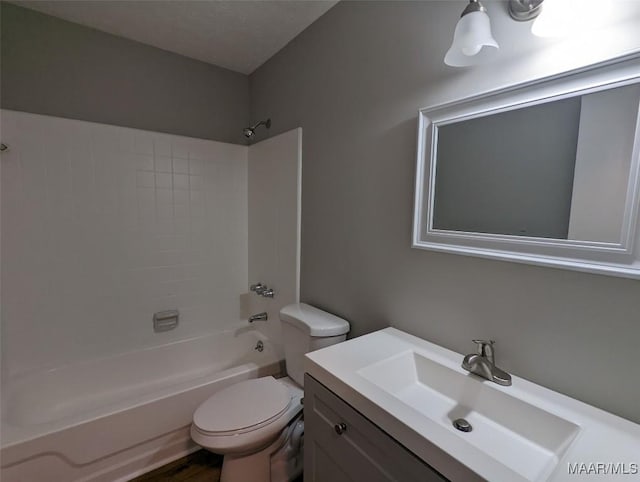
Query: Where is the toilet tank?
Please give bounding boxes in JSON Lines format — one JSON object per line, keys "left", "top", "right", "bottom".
{"left": 279, "top": 303, "right": 350, "bottom": 386}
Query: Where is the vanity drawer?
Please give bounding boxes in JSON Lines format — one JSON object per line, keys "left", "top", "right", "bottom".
{"left": 304, "top": 374, "right": 447, "bottom": 482}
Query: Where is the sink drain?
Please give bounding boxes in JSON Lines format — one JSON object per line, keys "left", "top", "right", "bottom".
{"left": 453, "top": 418, "right": 473, "bottom": 432}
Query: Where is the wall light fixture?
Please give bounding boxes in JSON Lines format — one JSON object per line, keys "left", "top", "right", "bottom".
{"left": 444, "top": 0, "right": 499, "bottom": 67}
{"left": 529, "top": 0, "right": 610, "bottom": 38}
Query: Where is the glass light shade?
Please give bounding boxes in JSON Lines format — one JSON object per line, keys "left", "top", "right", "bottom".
{"left": 531, "top": 0, "right": 577, "bottom": 37}
{"left": 532, "top": 0, "right": 610, "bottom": 38}
{"left": 444, "top": 10, "right": 499, "bottom": 67}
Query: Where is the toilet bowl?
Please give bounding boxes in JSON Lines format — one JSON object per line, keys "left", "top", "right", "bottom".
{"left": 191, "top": 376, "right": 303, "bottom": 455}
{"left": 191, "top": 303, "right": 350, "bottom": 482}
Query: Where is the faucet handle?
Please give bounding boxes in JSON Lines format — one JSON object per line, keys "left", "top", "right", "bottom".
{"left": 472, "top": 339, "right": 495, "bottom": 347}
{"left": 250, "top": 282, "right": 266, "bottom": 294}
{"left": 472, "top": 339, "right": 495, "bottom": 361}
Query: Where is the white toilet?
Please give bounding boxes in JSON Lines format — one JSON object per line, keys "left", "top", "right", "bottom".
{"left": 191, "top": 303, "right": 350, "bottom": 482}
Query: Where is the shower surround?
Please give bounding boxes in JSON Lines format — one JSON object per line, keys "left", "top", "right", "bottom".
{"left": 0, "top": 110, "right": 302, "bottom": 480}
{"left": 1, "top": 110, "right": 249, "bottom": 376}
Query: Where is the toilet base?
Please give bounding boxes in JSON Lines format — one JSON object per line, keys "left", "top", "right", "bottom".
{"left": 219, "top": 413, "right": 303, "bottom": 482}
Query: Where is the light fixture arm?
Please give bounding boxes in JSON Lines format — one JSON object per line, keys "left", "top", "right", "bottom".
{"left": 461, "top": 0, "right": 487, "bottom": 18}
{"left": 508, "top": 0, "right": 545, "bottom": 21}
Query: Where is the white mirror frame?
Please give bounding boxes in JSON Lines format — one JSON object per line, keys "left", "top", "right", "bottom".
{"left": 413, "top": 56, "right": 640, "bottom": 279}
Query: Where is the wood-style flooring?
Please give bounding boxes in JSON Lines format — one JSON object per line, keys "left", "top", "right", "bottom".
{"left": 130, "top": 450, "right": 222, "bottom": 482}
{"left": 130, "top": 449, "right": 304, "bottom": 482}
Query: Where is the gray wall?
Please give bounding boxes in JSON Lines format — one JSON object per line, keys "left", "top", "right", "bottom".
{"left": 250, "top": 1, "right": 640, "bottom": 423}
{"left": 1, "top": 2, "right": 249, "bottom": 144}
{"left": 434, "top": 97, "right": 580, "bottom": 238}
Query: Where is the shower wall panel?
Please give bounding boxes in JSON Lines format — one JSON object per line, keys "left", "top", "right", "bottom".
{"left": 0, "top": 110, "right": 248, "bottom": 377}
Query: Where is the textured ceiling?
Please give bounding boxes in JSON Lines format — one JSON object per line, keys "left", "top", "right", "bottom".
{"left": 12, "top": 0, "right": 338, "bottom": 74}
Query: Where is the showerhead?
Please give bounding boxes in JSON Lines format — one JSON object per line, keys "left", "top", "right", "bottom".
{"left": 243, "top": 118, "right": 271, "bottom": 139}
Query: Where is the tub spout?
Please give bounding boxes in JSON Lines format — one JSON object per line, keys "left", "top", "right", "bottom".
{"left": 249, "top": 312, "right": 268, "bottom": 323}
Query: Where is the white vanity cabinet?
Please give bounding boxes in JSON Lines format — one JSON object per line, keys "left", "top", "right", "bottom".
{"left": 303, "top": 374, "right": 447, "bottom": 482}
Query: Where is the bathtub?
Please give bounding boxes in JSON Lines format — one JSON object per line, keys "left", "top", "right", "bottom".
{"left": 0, "top": 329, "right": 283, "bottom": 482}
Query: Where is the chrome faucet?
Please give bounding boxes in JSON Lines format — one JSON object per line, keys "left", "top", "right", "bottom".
{"left": 249, "top": 282, "right": 275, "bottom": 298}
{"left": 249, "top": 312, "right": 268, "bottom": 323}
{"left": 462, "top": 339, "right": 512, "bottom": 386}
{"left": 250, "top": 283, "right": 266, "bottom": 295}
{"left": 261, "top": 288, "right": 275, "bottom": 298}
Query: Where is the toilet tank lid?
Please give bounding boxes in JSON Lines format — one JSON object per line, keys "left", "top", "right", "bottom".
{"left": 280, "top": 303, "right": 350, "bottom": 337}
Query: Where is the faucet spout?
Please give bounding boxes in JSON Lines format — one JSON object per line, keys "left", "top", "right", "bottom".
{"left": 249, "top": 312, "right": 268, "bottom": 323}
{"left": 462, "top": 353, "right": 494, "bottom": 380}
{"left": 462, "top": 340, "right": 512, "bottom": 386}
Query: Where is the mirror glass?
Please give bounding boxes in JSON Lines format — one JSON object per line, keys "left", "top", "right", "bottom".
{"left": 413, "top": 58, "right": 640, "bottom": 279}
{"left": 433, "top": 84, "right": 640, "bottom": 244}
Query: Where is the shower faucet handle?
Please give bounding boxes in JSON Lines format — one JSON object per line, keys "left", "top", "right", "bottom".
{"left": 250, "top": 282, "right": 274, "bottom": 297}
{"left": 250, "top": 282, "right": 265, "bottom": 294}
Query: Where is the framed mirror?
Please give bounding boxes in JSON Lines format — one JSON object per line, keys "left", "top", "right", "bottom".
{"left": 413, "top": 56, "right": 640, "bottom": 279}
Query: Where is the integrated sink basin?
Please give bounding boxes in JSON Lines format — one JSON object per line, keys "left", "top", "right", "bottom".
{"left": 358, "top": 351, "right": 579, "bottom": 481}
{"left": 305, "top": 327, "right": 640, "bottom": 482}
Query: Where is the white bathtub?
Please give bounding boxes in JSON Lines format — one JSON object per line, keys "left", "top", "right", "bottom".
{"left": 0, "top": 329, "right": 283, "bottom": 482}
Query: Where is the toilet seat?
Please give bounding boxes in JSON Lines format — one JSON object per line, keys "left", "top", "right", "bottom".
{"left": 191, "top": 376, "right": 302, "bottom": 454}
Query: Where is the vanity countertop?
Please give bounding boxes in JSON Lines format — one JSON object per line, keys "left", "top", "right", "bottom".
{"left": 304, "top": 328, "right": 640, "bottom": 482}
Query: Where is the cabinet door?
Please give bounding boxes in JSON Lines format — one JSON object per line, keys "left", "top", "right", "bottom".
{"left": 304, "top": 375, "right": 447, "bottom": 482}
